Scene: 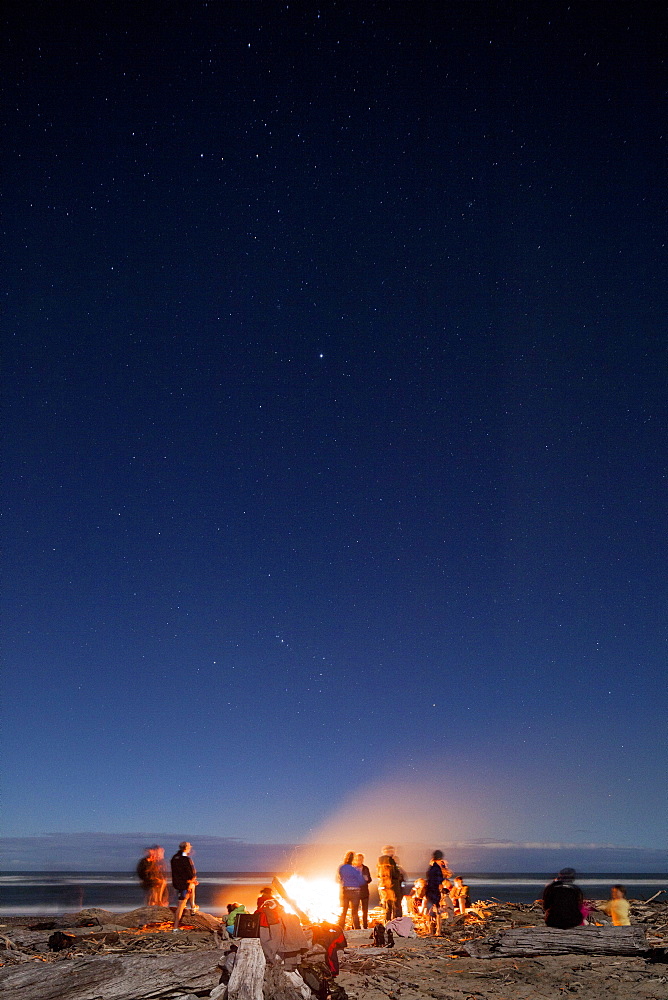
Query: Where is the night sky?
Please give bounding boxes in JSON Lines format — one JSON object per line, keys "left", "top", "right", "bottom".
{"left": 4, "top": 2, "right": 666, "bottom": 854}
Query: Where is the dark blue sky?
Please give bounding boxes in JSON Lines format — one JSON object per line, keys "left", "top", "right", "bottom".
{"left": 3, "top": 2, "right": 666, "bottom": 852}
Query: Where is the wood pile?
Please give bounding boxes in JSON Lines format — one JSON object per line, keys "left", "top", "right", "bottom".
{"left": 1, "top": 899, "right": 666, "bottom": 999}
{"left": 435, "top": 898, "right": 668, "bottom": 954}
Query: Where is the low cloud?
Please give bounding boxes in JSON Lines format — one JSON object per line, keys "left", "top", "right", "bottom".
{"left": 2, "top": 833, "right": 665, "bottom": 873}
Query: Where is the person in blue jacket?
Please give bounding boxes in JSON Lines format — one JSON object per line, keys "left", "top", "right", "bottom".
{"left": 337, "top": 851, "right": 366, "bottom": 929}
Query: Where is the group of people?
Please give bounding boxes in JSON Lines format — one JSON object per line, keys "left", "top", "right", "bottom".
{"left": 337, "top": 851, "right": 373, "bottom": 929}
{"left": 410, "top": 850, "right": 470, "bottom": 934}
{"left": 137, "top": 843, "right": 633, "bottom": 944}
{"left": 541, "top": 868, "right": 631, "bottom": 928}
{"left": 336, "top": 845, "right": 470, "bottom": 934}
{"left": 136, "top": 841, "right": 199, "bottom": 931}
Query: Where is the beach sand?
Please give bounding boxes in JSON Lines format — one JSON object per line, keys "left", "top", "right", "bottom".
{"left": 339, "top": 927, "right": 667, "bottom": 1000}
{"left": 1, "top": 899, "right": 666, "bottom": 999}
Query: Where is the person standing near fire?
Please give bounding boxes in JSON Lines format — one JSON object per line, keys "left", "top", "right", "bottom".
{"left": 377, "top": 846, "right": 404, "bottom": 921}
{"left": 424, "top": 850, "right": 446, "bottom": 934}
{"left": 171, "top": 841, "right": 199, "bottom": 931}
{"left": 337, "top": 851, "right": 366, "bottom": 929}
{"left": 353, "top": 852, "right": 372, "bottom": 929}
{"left": 136, "top": 845, "right": 168, "bottom": 907}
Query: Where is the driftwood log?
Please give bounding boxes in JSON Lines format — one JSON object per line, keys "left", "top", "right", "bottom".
{"left": 465, "top": 925, "right": 648, "bottom": 958}
{"left": 0, "top": 949, "right": 223, "bottom": 1000}
{"left": 228, "top": 938, "right": 266, "bottom": 1000}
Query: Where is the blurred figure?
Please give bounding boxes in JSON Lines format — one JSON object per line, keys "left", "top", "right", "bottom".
{"left": 337, "top": 850, "right": 365, "bottom": 929}
{"left": 425, "top": 850, "right": 446, "bottom": 934}
{"left": 597, "top": 885, "right": 631, "bottom": 926}
{"left": 225, "top": 901, "right": 247, "bottom": 936}
{"left": 149, "top": 846, "right": 169, "bottom": 906}
{"left": 136, "top": 845, "right": 168, "bottom": 907}
{"left": 171, "top": 841, "right": 199, "bottom": 930}
{"left": 542, "top": 868, "right": 584, "bottom": 929}
{"left": 377, "top": 846, "right": 404, "bottom": 921}
{"left": 255, "top": 886, "right": 285, "bottom": 963}
{"left": 437, "top": 855, "right": 453, "bottom": 879}
{"left": 353, "top": 853, "right": 372, "bottom": 929}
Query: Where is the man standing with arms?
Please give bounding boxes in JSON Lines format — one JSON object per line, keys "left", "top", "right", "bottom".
{"left": 171, "top": 841, "right": 199, "bottom": 931}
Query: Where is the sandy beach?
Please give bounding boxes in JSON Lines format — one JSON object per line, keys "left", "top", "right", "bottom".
{"left": 1, "top": 898, "right": 666, "bottom": 999}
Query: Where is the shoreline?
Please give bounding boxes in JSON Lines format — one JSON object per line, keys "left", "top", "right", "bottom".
{"left": 2, "top": 872, "right": 665, "bottom": 918}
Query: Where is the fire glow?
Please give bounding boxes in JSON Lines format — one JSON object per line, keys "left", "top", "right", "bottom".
{"left": 280, "top": 874, "right": 341, "bottom": 923}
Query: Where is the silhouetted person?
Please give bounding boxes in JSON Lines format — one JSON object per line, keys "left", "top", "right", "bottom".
{"left": 425, "top": 850, "right": 446, "bottom": 933}
{"left": 171, "top": 841, "right": 199, "bottom": 930}
{"left": 542, "top": 868, "right": 584, "bottom": 928}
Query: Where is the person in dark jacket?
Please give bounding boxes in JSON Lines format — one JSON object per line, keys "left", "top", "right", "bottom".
{"left": 171, "top": 841, "right": 199, "bottom": 930}
{"left": 542, "top": 868, "right": 585, "bottom": 928}
{"left": 424, "top": 849, "right": 446, "bottom": 934}
{"left": 353, "top": 853, "right": 372, "bottom": 929}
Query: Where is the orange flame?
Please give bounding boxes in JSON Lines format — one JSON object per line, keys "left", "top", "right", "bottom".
{"left": 281, "top": 874, "right": 341, "bottom": 923}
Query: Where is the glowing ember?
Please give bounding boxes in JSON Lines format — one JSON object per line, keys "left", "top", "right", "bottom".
{"left": 280, "top": 874, "right": 341, "bottom": 923}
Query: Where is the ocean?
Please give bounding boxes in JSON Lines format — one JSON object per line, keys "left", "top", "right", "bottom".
{"left": 1, "top": 872, "right": 665, "bottom": 916}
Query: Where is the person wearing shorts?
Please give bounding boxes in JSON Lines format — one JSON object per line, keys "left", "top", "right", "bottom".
{"left": 424, "top": 851, "right": 446, "bottom": 934}
{"left": 171, "top": 841, "right": 199, "bottom": 930}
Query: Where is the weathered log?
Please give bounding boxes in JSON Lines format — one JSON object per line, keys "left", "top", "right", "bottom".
{"left": 0, "top": 949, "right": 223, "bottom": 1000}
{"left": 464, "top": 925, "right": 647, "bottom": 959}
{"left": 228, "top": 937, "right": 266, "bottom": 1000}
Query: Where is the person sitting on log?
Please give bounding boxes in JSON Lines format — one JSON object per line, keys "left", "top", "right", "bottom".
{"left": 450, "top": 876, "right": 470, "bottom": 914}
{"left": 541, "top": 868, "right": 584, "bottom": 928}
{"left": 439, "top": 880, "right": 455, "bottom": 923}
{"left": 408, "top": 877, "right": 426, "bottom": 916}
{"left": 225, "top": 901, "right": 247, "bottom": 936}
{"left": 255, "top": 886, "right": 285, "bottom": 963}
